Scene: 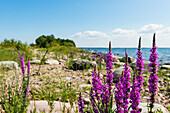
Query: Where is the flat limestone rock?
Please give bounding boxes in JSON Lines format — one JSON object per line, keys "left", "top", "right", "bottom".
{"left": 27, "top": 101, "right": 168, "bottom": 113}
{"left": 113, "top": 66, "right": 124, "bottom": 83}
{"left": 138, "top": 103, "right": 169, "bottom": 113}
{"left": 27, "top": 101, "right": 169, "bottom": 113}
{"left": 112, "top": 102, "right": 169, "bottom": 113}
{"left": 62, "top": 77, "right": 72, "bottom": 81}
{"left": 27, "top": 101, "right": 75, "bottom": 113}
{"left": 114, "top": 62, "right": 125, "bottom": 66}
{"left": 161, "top": 65, "right": 170, "bottom": 69}
{"left": 0, "top": 61, "right": 18, "bottom": 70}
{"left": 45, "top": 59, "right": 59, "bottom": 65}
{"left": 79, "top": 84, "right": 92, "bottom": 88}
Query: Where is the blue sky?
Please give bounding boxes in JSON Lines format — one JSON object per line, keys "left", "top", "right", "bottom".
{"left": 0, "top": 0, "right": 170, "bottom": 47}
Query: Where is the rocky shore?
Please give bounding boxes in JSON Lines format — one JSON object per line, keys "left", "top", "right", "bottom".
{"left": 0, "top": 49, "right": 169, "bottom": 112}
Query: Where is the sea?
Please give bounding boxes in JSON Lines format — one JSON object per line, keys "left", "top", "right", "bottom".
{"left": 81, "top": 48, "right": 170, "bottom": 64}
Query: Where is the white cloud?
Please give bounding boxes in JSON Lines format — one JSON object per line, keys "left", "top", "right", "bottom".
{"left": 70, "top": 24, "right": 170, "bottom": 47}
{"left": 70, "top": 32, "right": 82, "bottom": 38}
{"left": 160, "top": 27, "right": 170, "bottom": 33}
{"left": 70, "top": 31, "right": 111, "bottom": 47}
{"left": 112, "top": 28, "right": 135, "bottom": 34}
{"left": 111, "top": 28, "right": 138, "bottom": 40}
{"left": 71, "top": 31, "right": 110, "bottom": 39}
{"left": 138, "top": 24, "right": 163, "bottom": 33}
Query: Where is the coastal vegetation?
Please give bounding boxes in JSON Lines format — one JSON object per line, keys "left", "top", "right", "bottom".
{"left": 0, "top": 34, "right": 169, "bottom": 113}
{"left": 33, "top": 34, "right": 76, "bottom": 48}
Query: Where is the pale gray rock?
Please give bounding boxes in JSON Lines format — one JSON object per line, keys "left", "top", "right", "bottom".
{"left": 131, "top": 61, "right": 150, "bottom": 68}
{"left": 90, "top": 61, "right": 96, "bottom": 66}
{"left": 84, "top": 98, "right": 90, "bottom": 104}
{"left": 121, "top": 56, "right": 136, "bottom": 63}
{"left": 114, "top": 62, "right": 125, "bottom": 66}
{"left": 113, "top": 66, "right": 124, "bottom": 83}
{"left": 138, "top": 103, "right": 169, "bottom": 113}
{"left": 26, "top": 101, "right": 169, "bottom": 113}
{"left": 113, "top": 66, "right": 133, "bottom": 83}
{"left": 131, "top": 61, "right": 150, "bottom": 73}
{"left": 128, "top": 57, "right": 136, "bottom": 63}
{"left": 0, "top": 61, "right": 18, "bottom": 70}
{"left": 27, "top": 101, "right": 75, "bottom": 113}
{"left": 59, "top": 59, "right": 66, "bottom": 63}
{"left": 161, "top": 65, "right": 170, "bottom": 69}
{"left": 72, "top": 59, "right": 91, "bottom": 70}
{"left": 79, "top": 84, "right": 91, "bottom": 88}
{"left": 45, "top": 59, "right": 59, "bottom": 65}
{"left": 62, "top": 77, "right": 71, "bottom": 81}
{"left": 112, "top": 102, "right": 169, "bottom": 113}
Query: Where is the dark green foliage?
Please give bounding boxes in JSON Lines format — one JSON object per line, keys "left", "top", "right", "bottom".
{"left": 35, "top": 34, "right": 76, "bottom": 48}
{"left": 67, "top": 59, "right": 74, "bottom": 69}
{"left": 0, "top": 39, "right": 33, "bottom": 62}
{"left": 0, "top": 74, "right": 30, "bottom": 112}
{"left": 0, "top": 39, "right": 17, "bottom": 48}
{"left": 60, "top": 82, "right": 77, "bottom": 104}
{"left": 157, "top": 69, "right": 168, "bottom": 77}
{"left": 119, "top": 57, "right": 126, "bottom": 62}
{"left": 0, "top": 39, "right": 29, "bottom": 51}
{"left": 0, "top": 48, "right": 15, "bottom": 61}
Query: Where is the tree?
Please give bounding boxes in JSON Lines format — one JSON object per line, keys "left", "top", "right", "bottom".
{"left": 35, "top": 34, "right": 76, "bottom": 48}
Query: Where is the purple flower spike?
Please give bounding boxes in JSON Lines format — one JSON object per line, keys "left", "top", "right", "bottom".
{"left": 148, "top": 33, "right": 159, "bottom": 113}
{"left": 90, "top": 66, "right": 103, "bottom": 112}
{"left": 90, "top": 88, "right": 99, "bottom": 113}
{"left": 106, "top": 41, "right": 114, "bottom": 94}
{"left": 26, "top": 84, "right": 30, "bottom": 96}
{"left": 115, "top": 76, "right": 124, "bottom": 113}
{"left": 18, "top": 52, "right": 25, "bottom": 76}
{"left": 18, "top": 51, "right": 21, "bottom": 57}
{"left": 93, "top": 56, "right": 96, "bottom": 61}
{"left": 27, "top": 59, "right": 31, "bottom": 75}
{"left": 92, "top": 70, "right": 103, "bottom": 100}
{"left": 130, "top": 74, "right": 140, "bottom": 113}
{"left": 136, "top": 37, "right": 144, "bottom": 92}
{"left": 78, "top": 92, "right": 85, "bottom": 113}
{"left": 101, "top": 83, "right": 109, "bottom": 110}
{"left": 129, "top": 37, "right": 144, "bottom": 113}
{"left": 103, "top": 55, "right": 105, "bottom": 60}
{"left": 71, "top": 51, "right": 74, "bottom": 54}
{"left": 122, "top": 51, "right": 131, "bottom": 113}
{"left": 99, "top": 52, "right": 102, "bottom": 61}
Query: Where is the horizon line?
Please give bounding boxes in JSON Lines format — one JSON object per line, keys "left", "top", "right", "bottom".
{"left": 78, "top": 47, "right": 170, "bottom": 48}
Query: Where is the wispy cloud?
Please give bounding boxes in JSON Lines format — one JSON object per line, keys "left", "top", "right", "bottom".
{"left": 70, "top": 24, "right": 170, "bottom": 47}
{"left": 71, "top": 31, "right": 110, "bottom": 39}
{"left": 111, "top": 28, "right": 135, "bottom": 34}
{"left": 138, "top": 24, "right": 163, "bottom": 33}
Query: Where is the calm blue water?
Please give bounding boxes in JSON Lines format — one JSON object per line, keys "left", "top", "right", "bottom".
{"left": 81, "top": 48, "right": 170, "bottom": 63}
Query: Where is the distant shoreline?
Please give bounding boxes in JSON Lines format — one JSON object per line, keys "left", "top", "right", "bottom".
{"left": 80, "top": 47, "right": 170, "bottom": 49}
{"left": 81, "top": 48, "right": 170, "bottom": 63}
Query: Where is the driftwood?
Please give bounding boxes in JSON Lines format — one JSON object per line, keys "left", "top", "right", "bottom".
{"left": 36, "top": 50, "right": 49, "bottom": 75}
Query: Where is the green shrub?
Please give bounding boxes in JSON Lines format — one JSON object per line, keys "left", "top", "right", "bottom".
{"left": 35, "top": 34, "right": 76, "bottom": 48}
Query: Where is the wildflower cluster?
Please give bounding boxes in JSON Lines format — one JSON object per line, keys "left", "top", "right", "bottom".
{"left": 130, "top": 74, "right": 140, "bottom": 113}
{"left": 0, "top": 51, "right": 30, "bottom": 112}
{"left": 115, "top": 76, "right": 124, "bottom": 113}
{"left": 136, "top": 37, "right": 144, "bottom": 92}
{"left": 148, "top": 33, "right": 159, "bottom": 113}
{"left": 78, "top": 33, "right": 159, "bottom": 113}
{"left": 78, "top": 92, "right": 85, "bottom": 113}
{"left": 122, "top": 51, "right": 131, "bottom": 113}
{"left": 129, "top": 37, "right": 144, "bottom": 113}
{"left": 106, "top": 45, "right": 114, "bottom": 94}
